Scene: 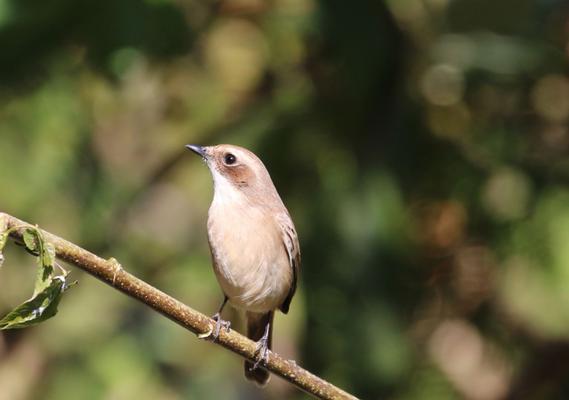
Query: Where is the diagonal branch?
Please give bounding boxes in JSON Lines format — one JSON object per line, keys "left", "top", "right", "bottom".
{"left": 0, "top": 212, "right": 358, "bottom": 400}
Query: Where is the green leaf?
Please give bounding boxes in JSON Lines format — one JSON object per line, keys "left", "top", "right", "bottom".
{"left": 41, "top": 242, "right": 56, "bottom": 267}
{"left": 33, "top": 261, "right": 54, "bottom": 297}
{"left": 0, "top": 231, "right": 8, "bottom": 252}
{"left": 0, "top": 224, "right": 75, "bottom": 330}
{"left": 21, "top": 227, "right": 56, "bottom": 296}
{"left": 0, "top": 276, "right": 69, "bottom": 329}
{"left": 23, "top": 228, "right": 39, "bottom": 253}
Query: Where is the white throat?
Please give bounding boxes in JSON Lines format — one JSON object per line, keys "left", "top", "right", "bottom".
{"left": 210, "top": 167, "right": 245, "bottom": 208}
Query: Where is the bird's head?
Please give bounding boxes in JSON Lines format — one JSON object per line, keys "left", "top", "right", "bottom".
{"left": 186, "top": 144, "right": 279, "bottom": 204}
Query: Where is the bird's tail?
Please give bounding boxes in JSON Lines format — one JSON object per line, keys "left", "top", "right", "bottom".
{"left": 244, "top": 311, "right": 273, "bottom": 386}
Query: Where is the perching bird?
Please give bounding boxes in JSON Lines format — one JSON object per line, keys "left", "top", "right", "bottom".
{"left": 186, "top": 144, "right": 300, "bottom": 386}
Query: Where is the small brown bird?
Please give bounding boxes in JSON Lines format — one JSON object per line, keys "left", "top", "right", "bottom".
{"left": 186, "top": 144, "right": 300, "bottom": 386}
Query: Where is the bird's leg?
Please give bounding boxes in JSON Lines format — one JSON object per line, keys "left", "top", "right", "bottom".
{"left": 211, "top": 295, "right": 231, "bottom": 341}
{"left": 252, "top": 320, "right": 271, "bottom": 370}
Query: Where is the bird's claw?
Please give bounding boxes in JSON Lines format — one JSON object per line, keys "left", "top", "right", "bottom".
{"left": 251, "top": 337, "right": 270, "bottom": 370}
{"left": 211, "top": 312, "right": 231, "bottom": 342}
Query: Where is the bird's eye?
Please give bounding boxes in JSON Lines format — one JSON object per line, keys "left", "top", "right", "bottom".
{"left": 224, "top": 153, "right": 237, "bottom": 165}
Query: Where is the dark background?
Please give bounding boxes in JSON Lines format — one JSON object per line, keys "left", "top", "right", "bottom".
{"left": 1, "top": 0, "right": 569, "bottom": 399}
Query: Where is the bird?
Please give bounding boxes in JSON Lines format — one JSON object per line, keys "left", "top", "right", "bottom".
{"left": 186, "top": 143, "right": 300, "bottom": 386}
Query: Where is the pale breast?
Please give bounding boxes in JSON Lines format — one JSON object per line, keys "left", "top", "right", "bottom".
{"left": 207, "top": 204, "right": 292, "bottom": 313}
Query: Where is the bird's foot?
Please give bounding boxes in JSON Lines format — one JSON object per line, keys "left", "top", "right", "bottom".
{"left": 211, "top": 312, "right": 231, "bottom": 342}
{"left": 251, "top": 336, "right": 270, "bottom": 370}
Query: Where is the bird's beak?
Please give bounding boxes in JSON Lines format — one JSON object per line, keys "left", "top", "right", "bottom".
{"left": 186, "top": 144, "right": 208, "bottom": 159}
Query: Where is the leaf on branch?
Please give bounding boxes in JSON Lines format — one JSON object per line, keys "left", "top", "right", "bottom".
{"left": 0, "top": 275, "right": 73, "bottom": 329}
{"left": 0, "top": 225, "right": 76, "bottom": 330}
{"left": 33, "top": 259, "right": 54, "bottom": 297}
{"left": 42, "top": 242, "right": 56, "bottom": 268}
{"left": 23, "top": 228, "right": 39, "bottom": 253}
{"left": 0, "top": 231, "right": 8, "bottom": 251}
{"left": 34, "top": 246, "right": 55, "bottom": 298}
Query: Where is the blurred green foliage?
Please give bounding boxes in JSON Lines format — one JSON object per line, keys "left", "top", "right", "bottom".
{"left": 1, "top": 0, "right": 569, "bottom": 399}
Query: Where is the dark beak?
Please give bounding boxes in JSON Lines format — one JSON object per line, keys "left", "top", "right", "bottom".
{"left": 186, "top": 144, "right": 207, "bottom": 158}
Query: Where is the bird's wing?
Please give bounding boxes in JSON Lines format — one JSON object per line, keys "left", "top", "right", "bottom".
{"left": 277, "top": 212, "right": 300, "bottom": 314}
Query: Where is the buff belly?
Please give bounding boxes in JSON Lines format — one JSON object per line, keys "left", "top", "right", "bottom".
{"left": 207, "top": 207, "right": 292, "bottom": 313}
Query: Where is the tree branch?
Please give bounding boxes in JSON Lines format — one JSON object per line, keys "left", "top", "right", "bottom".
{"left": 0, "top": 212, "right": 358, "bottom": 400}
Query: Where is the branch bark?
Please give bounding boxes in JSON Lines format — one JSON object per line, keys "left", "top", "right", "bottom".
{"left": 0, "top": 212, "right": 358, "bottom": 400}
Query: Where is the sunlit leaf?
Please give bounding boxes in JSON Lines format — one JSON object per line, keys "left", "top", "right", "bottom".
{"left": 21, "top": 227, "right": 56, "bottom": 296}
{"left": 42, "top": 242, "right": 56, "bottom": 267}
{"left": 23, "top": 228, "right": 39, "bottom": 252}
{"left": 0, "top": 224, "right": 75, "bottom": 329}
{"left": 0, "top": 231, "right": 8, "bottom": 251}
{"left": 0, "top": 275, "right": 69, "bottom": 329}
{"left": 33, "top": 261, "right": 54, "bottom": 297}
